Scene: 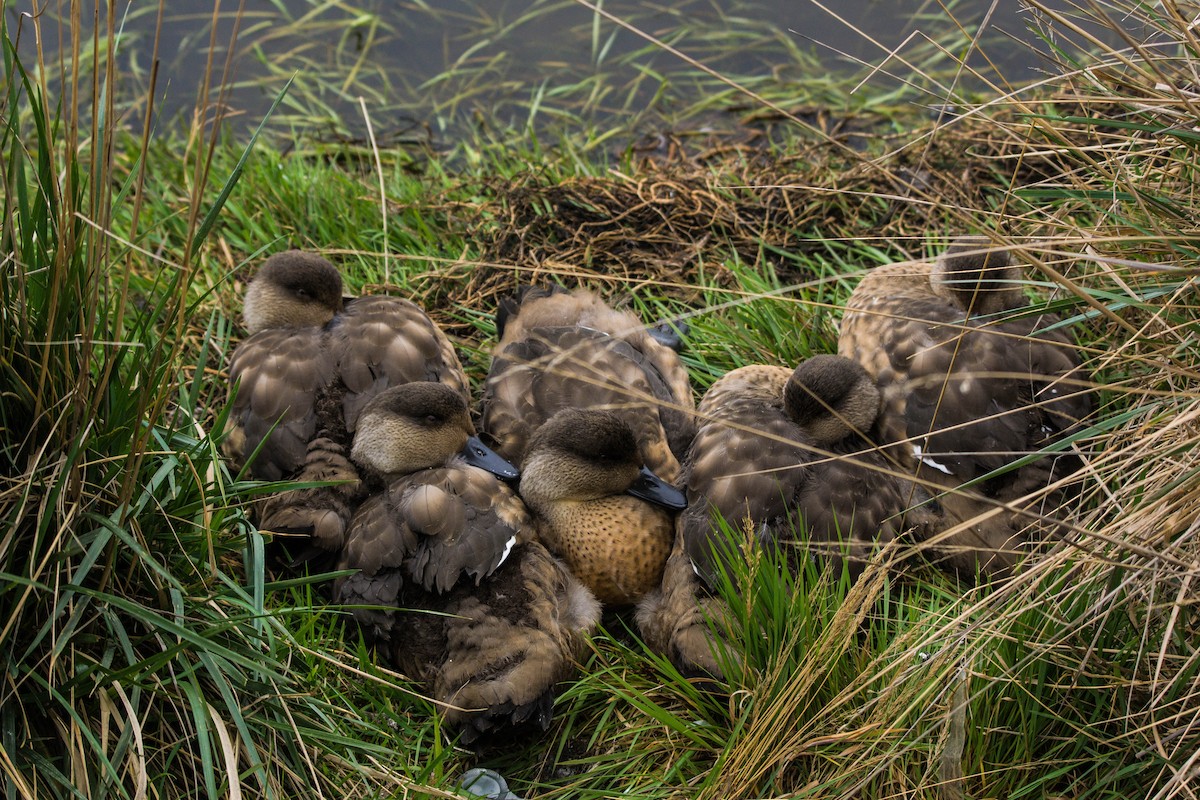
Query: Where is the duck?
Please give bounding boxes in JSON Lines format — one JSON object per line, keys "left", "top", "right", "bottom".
{"left": 639, "top": 355, "right": 941, "bottom": 681}
{"left": 482, "top": 285, "right": 695, "bottom": 482}
{"left": 837, "top": 236, "right": 1094, "bottom": 577}
{"left": 333, "top": 382, "right": 601, "bottom": 745}
{"left": 223, "top": 249, "right": 468, "bottom": 554}
{"left": 681, "top": 354, "right": 933, "bottom": 587}
{"left": 222, "top": 250, "right": 345, "bottom": 482}
{"left": 516, "top": 407, "right": 687, "bottom": 606}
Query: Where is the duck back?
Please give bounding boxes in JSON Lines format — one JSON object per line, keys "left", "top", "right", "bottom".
{"left": 838, "top": 254, "right": 1094, "bottom": 577}
{"left": 484, "top": 286, "right": 694, "bottom": 481}
{"left": 323, "top": 295, "right": 468, "bottom": 440}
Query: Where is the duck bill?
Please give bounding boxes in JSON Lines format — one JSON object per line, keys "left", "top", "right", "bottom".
{"left": 626, "top": 466, "right": 687, "bottom": 511}
{"left": 461, "top": 436, "right": 520, "bottom": 481}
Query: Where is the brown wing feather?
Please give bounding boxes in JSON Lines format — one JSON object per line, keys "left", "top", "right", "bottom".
{"left": 338, "top": 493, "right": 418, "bottom": 577}
{"left": 257, "top": 434, "right": 364, "bottom": 552}
{"left": 792, "top": 436, "right": 906, "bottom": 577}
{"left": 638, "top": 334, "right": 697, "bottom": 463}
{"left": 400, "top": 460, "right": 533, "bottom": 593}
{"left": 225, "top": 327, "right": 335, "bottom": 480}
{"left": 333, "top": 493, "right": 413, "bottom": 641}
{"left": 884, "top": 313, "right": 1087, "bottom": 480}
{"left": 328, "top": 296, "right": 468, "bottom": 436}
{"left": 337, "top": 461, "right": 532, "bottom": 600}
{"left": 681, "top": 366, "right": 814, "bottom": 583}
{"left": 480, "top": 339, "right": 549, "bottom": 466}
{"left": 636, "top": 526, "right": 739, "bottom": 680}
{"left": 484, "top": 326, "right": 691, "bottom": 480}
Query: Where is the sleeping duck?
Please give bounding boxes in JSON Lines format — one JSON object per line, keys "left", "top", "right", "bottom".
{"left": 680, "top": 354, "right": 933, "bottom": 586}
{"left": 639, "top": 355, "right": 938, "bottom": 682}
{"left": 481, "top": 286, "right": 693, "bottom": 606}
{"left": 482, "top": 285, "right": 695, "bottom": 482}
{"left": 837, "top": 237, "right": 1094, "bottom": 577}
{"left": 224, "top": 250, "right": 467, "bottom": 555}
{"left": 334, "top": 382, "right": 601, "bottom": 745}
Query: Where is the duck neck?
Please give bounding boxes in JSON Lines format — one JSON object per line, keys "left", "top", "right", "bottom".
{"left": 519, "top": 453, "right": 615, "bottom": 549}
{"left": 517, "top": 454, "right": 572, "bottom": 516}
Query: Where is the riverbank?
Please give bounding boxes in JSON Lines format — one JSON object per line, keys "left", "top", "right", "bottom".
{"left": 2, "top": 2, "right": 1197, "bottom": 797}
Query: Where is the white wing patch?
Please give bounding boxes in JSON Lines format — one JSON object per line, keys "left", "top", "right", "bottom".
{"left": 912, "top": 444, "right": 954, "bottom": 475}
{"left": 497, "top": 535, "right": 518, "bottom": 567}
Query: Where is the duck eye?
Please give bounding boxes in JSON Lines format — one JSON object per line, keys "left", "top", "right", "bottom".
{"left": 424, "top": 414, "right": 441, "bottom": 425}
{"left": 295, "top": 288, "right": 310, "bottom": 300}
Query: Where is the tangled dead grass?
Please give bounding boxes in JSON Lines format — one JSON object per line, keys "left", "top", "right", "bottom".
{"left": 396, "top": 105, "right": 1118, "bottom": 320}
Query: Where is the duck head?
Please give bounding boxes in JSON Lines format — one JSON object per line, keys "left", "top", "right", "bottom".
{"left": 351, "top": 382, "right": 518, "bottom": 480}
{"left": 930, "top": 236, "right": 1024, "bottom": 317}
{"left": 242, "top": 250, "right": 345, "bottom": 334}
{"left": 519, "top": 408, "right": 686, "bottom": 510}
{"left": 783, "top": 354, "right": 882, "bottom": 445}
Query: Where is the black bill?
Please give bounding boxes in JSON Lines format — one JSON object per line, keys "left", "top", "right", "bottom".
{"left": 626, "top": 465, "right": 687, "bottom": 511}
{"left": 461, "top": 436, "right": 521, "bottom": 481}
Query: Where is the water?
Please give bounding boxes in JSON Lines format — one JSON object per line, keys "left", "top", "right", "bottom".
{"left": 6, "top": 0, "right": 1122, "bottom": 142}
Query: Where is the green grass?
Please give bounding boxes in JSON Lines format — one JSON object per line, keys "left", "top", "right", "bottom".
{"left": 2, "top": 0, "right": 1199, "bottom": 797}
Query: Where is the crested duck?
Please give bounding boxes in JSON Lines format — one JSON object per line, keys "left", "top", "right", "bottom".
{"left": 333, "top": 382, "right": 601, "bottom": 744}
{"left": 643, "top": 354, "right": 940, "bottom": 680}
{"left": 837, "top": 237, "right": 1094, "bottom": 576}
{"left": 482, "top": 285, "right": 695, "bottom": 482}
{"left": 681, "top": 354, "right": 930, "bottom": 586}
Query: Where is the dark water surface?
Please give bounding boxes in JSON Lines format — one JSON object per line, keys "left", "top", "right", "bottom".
{"left": 8, "top": 0, "right": 1121, "bottom": 143}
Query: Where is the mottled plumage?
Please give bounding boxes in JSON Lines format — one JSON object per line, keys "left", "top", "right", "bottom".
{"left": 838, "top": 238, "right": 1094, "bottom": 576}
{"left": 258, "top": 434, "right": 363, "bottom": 553}
{"left": 334, "top": 383, "right": 600, "bottom": 744}
{"left": 342, "top": 539, "right": 599, "bottom": 745}
{"left": 681, "top": 356, "right": 926, "bottom": 587}
{"left": 223, "top": 325, "right": 337, "bottom": 482}
{"left": 517, "top": 408, "right": 686, "bottom": 606}
{"left": 483, "top": 285, "right": 694, "bottom": 481}
{"left": 324, "top": 295, "right": 468, "bottom": 441}
{"left": 338, "top": 383, "right": 524, "bottom": 594}
{"left": 223, "top": 251, "right": 467, "bottom": 558}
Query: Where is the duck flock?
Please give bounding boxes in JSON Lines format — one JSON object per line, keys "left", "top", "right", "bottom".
{"left": 222, "top": 240, "right": 1094, "bottom": 745}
